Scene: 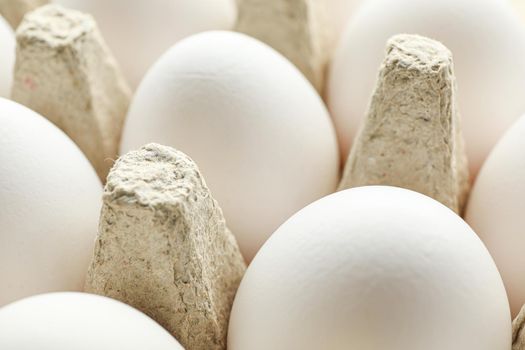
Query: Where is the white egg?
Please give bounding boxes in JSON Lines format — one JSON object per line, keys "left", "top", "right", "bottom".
{"left": 121, "top": 31, "right": 340, "bottom": 261}
{"left": 466, "top": 115, "right": 525, "bottom": 317}
{"left": 0, "top": 98, "right": 101, "bottom": 306}
{"left": 324, "top": 0, "right": 363, "bottom": 52}
{"left": 327, "top": 0, "right": 525, "bottom": 176}
{"left": 0, "top": 292, "right": 184, "bottom": 349}
{"left": 510, "top": 0, "right": 525, "bottom": 22}
{"left": 0, "top": 15, "right": 15, "bottom": 97}
{"left": 228, "top": 186, "right": 510, "bottom": 350}
{"left": 54, "top": 0, "right": 237, "bottom": 87}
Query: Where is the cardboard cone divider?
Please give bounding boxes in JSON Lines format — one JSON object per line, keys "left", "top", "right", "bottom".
{"left": 514, "top": 305, "right": 525, "bottom": 350}
{"left": 338, "top": 34, "right": 470, "bottom": 215}
{"left": 0, "top": 0, "right": 48, "bottom": 29}
{"left": 235, "top": 0, "right": 331, "bottom": 92}
{"left": 12, "top": 4, "right": 131, "bottom": 182}
{"left": 85, "top": 143, "right": 247, "bottom": 350}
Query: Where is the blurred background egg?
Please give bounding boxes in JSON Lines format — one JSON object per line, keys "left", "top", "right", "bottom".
{"left": 121, "top": 31, "right": 340, "bottom": 262}
{"left": 0, "top": 98, "right": 101, "bottom": 306}
{"left": 0, "top": 292, "right": 184, "bottom": 349}
{"left": 511, "top": 0, "right": 525, "bottom": 22}
{"left": 327, "top": 0, "right": 525, "bottom": 176}
{"left": 324, "top": 0, "right": 363, "bottom": 55}
{"left": 466, "top": 114, "right": 525, "bottom": 317}
{"left": 228, "top": 186, "right": 510, "bottom": 350}
{"left": 54, "top": 0, "right": 237, "bottom": 87}
{"left": 0, "top": 15, "right": 14, "bottom": 97}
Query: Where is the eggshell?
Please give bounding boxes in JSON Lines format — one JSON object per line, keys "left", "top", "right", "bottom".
{"left": 0, "top": 292, "right": 184, "bottom": 349}
{"left": 228, "top": 186, "right": 510, "bottom": 350}
{"left": 466, "top": 115, "right": 525, "bottom": 317}
{"left": 327, "top": 0, "right": 525, "bottom": 176}
{"left": 54, "top": 0, "right": 237, "bottom": 87}
{"left": 511, "top": 0, "right": 525, "bottom": 22}
{"left": 324, "top": 0, "right": 362, "bottom": 52}
{"left": 0, "top": 15, "right": 14, "bottom": 97}
{"left": 0, "top": 98, "right": 101, "bottom": 306}
{"left": 121, "top": 31, "right": 340, "bottom": 261}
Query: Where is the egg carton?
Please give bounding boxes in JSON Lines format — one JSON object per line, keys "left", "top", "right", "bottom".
{"left": 1, "top": 1, "right": 525, "bottom": 349}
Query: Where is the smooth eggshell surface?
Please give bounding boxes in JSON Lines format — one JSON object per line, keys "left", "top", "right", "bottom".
{"left": 511, "top": 0, "right": 525, "bottom": 22}
{"left": 0, "top": 15, "right": 15, "bottom": 97}
{"left": 55, "top": 0, "right": 237, "bottom": 87}
{"left": 466, "top": 114, "right": 525, "bottom": 317}
{"left": 327, "top": 0, "right": 525, "bottom": 176}
{"left": 324, "top": 0, "right": 363, "bottom": 53}
{"left": 0, "top": 292, "right": 184, "bottom": 349}
{"left": 121, "top": 31, "right": 340, "bottom": 261}
{"left": 228, "top": 186, "right": 510, "bottom": 350}
{"left": 0, "top": 98, "right": 101, "bottom": 306}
